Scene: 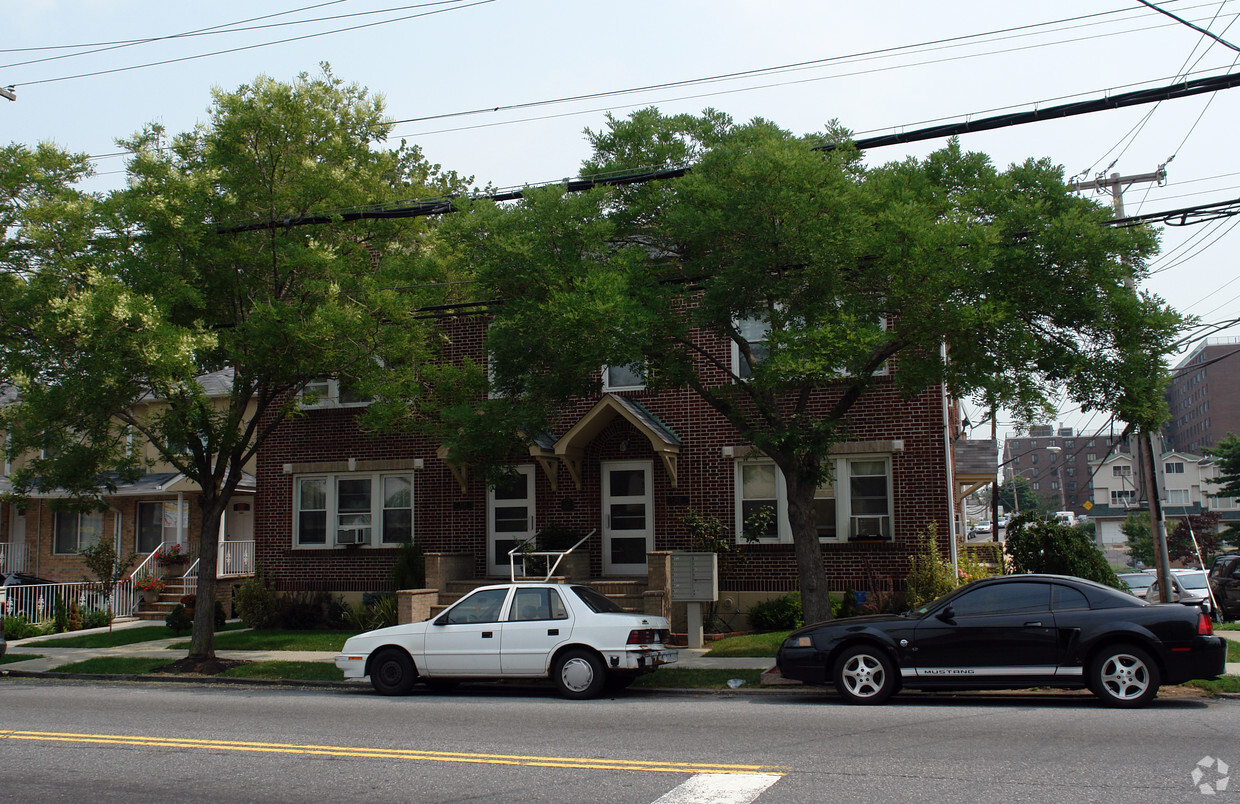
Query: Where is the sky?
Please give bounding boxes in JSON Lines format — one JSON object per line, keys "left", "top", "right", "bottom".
{"left": 4, "top": 0, "right": 1239, "bottom": 443}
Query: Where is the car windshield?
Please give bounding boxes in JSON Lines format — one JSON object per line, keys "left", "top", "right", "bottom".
{"left": 571, "top": 585, "right": 625, "bottom": 613}
{"left": 1177, "top": 571, "right": 1209, "bottom": 591}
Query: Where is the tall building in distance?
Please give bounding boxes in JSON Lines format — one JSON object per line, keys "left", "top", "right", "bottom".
{"left": 1163, "top": 337, "right": 1240, "bottom": 454}
{"left": 1002, "top": 424, "right": 1127, "bottom": 517}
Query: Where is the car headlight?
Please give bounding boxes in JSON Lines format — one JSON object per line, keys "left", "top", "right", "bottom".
{"left": 785, "top": 635, "right": 813, "bottom": 649}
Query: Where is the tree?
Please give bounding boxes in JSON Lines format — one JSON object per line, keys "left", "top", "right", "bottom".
{"left": 0, "top": 69, "right": 466, "bottom": 662}
{"left": 432, "top": 109, "right": 1178, "bottom": 623}
{"left": 1122, "top": 511, "right": 1155, "bottom": 568}
{"left": 1167, "top": 510, "right": 1227, "bottom": 567}
{"left": 1205, "top": 433, "right": 1240, "bottom": 547}
{"left": 1005, "top": 515, "right": 1122, "bottom": 588}
{"left": 996, "top": 475, "right": 1045, "bottom": 517}
{"left": 78, "top": 535, "right": 138, "bottom": 632}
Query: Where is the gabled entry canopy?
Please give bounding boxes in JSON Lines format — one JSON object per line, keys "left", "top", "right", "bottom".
{"left": 555, "top": 395, "right": 681, "bottom": 490}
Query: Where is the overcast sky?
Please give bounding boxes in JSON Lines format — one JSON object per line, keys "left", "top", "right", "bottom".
{"left": 5, "top": 1, "right": 1239, "bottom": 440}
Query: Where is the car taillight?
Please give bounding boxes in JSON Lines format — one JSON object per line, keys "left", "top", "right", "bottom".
{"left": 627, "top": 629, "right": 666, "bottom": 645}
{"left": 1198, "top": 610, "right": 1214, "bottom": 636}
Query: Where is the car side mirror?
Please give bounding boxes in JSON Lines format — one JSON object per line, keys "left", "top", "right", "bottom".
{"left": 936, "top": 605, "right": 955, "bottom": 623}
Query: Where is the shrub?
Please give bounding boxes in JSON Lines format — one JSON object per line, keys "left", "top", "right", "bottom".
{"left": 392, "top": 539, "right": 425, "bottom": 590}
{"left": 213, "top": 600, "right": 227, "bottom": 630}
{"left": 165, "top": 604, "right": 192, "bottom": 635}
{"left": 235, "top": 575, "right": 280, "bottom": 629}
{"left": 275, "top": 590, "right": 332, "bottom": 630}
{"left": 1005, "top": 515, "right": 1122, "bottom": 588}
{"left": 367, "top": 594, "right": 398, "bottom": 629}
{"left": 747, "top": 592, "right": 804, "bottom": 632}
{"left": 3, "top": 615, "right": 41, "bottom": 640}
{"left": 53, "top": 594, "right": 69, "bottom": 633}
{"left": 904, "top": 523, "right": 958, "bottom": 609}
{"left": 81, "top": 609, "right": 112, "bottom": 630}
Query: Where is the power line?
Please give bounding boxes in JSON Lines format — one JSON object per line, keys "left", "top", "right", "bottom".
{"left": 9, "top": 0, "right": 496, "bottom": 87}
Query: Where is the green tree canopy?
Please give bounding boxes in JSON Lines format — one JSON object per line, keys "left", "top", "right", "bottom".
{"left": 427, "top": 108, "right": 1179, "bottom": 622}
{"left": 0, "top": 68, "right": 466, "bottom": 660}
{"left": 1005, "top": 515, "right": 1122, "bottom": 588}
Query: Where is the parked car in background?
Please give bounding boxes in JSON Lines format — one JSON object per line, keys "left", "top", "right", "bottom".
{"left": 1208, "top": 553, "right": 1240, "bottom": 621}
{"left": 973, "top": 521, "right": 992, "bottom": 536}
{"left": 996, "top": 516, "right": 1011, "bottom": 531}
{"left": 337, "top": 583, "right": 677, "bottom": 699}
{"left": 1118, "top": 571, "right": 1156, "bottom": 599}
{"left": 1143, "top": 571, "right": 1217, "bottom": 619}
{"left": 776, "top": 574, "right": 1225, "bottom": 707}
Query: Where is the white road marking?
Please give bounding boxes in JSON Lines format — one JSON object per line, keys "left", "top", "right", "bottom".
{"left": 653, "top": 772, "right": 782, "bottom": 804}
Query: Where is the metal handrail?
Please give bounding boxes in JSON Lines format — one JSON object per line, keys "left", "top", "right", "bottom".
{"left": 508, "top": 529, "right": 596, "bottom": 582}
{"left": 181, "top": 558, "right": 199, "bottom": 594}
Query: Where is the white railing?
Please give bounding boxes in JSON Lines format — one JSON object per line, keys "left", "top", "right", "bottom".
{"left": 2, "top": 579, "right": 136, "bottom": 626}
{"left": 181, "top": 558, "right": 199, "bottom": 594}
{"left": 508, "top": 529, "right": 595, "bottom": 582}
{"left": 219, "top": 540, "right": 255, "bottom": 577}
{"left": 130, "top": 542, "right": 166, "bottom": 586}
{"left": 0, "top": 542, "right": 30, "bottom": 574}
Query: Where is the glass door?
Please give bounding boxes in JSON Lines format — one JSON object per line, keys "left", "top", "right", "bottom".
{"left": 602, "top": 460, "right": 653, "bottom": 575}
{"left": 488, "top": 465, "right": 535, "bottom": 576}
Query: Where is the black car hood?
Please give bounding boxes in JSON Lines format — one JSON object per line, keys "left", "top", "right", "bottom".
{"left": 791, "top": 612, "right": 916, "bottom": 637}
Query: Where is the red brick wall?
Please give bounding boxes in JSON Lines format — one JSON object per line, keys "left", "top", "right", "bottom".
{"left": 255, "top": 314, "right": 953, "bottom": 596}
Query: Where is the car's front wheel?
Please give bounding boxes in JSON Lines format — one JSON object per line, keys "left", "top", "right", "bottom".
{"left": 833, "top": 645, "right": 897, "bottom": 704}
{"left": 553, "top": 648, "right": 606, "bottom": 699}
{"left": 369, "top": 648, "right": 417, "bottom": 696}
{"left": 1090, "top": 643, "right": 1160, "bottom": 707}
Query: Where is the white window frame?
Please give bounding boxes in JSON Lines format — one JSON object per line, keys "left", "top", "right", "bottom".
{"left": 297, "top": 377, "right": 373, "bottom": 410}
{"left": 734, "top": 454, "right": 893, "bottom": 544}
{"left": 292, "top": 471, "right": 414, "bottom": 548}
{"left": 1166, "top": 488, "right": 1190, "bottom": 505}
{"left": 602, "top": 362, "right": 646, "bottom": 392}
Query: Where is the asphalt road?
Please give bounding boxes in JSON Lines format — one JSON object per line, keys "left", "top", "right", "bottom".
{"left": 1, "top": 678, "right": 1236, "bottom": 803}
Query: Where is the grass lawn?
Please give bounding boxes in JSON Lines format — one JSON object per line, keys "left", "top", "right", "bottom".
{"left": 1228, "top": 640, "right": 1240, "bottom": 663}
{"left": 1217, "top": 622, "right": 1239, "bottom": 631}
{"left": 52, "top": 657, "right": 169, "bottom": 675}
{"left": 24, "top": 625, "right": 185, "bottom": 648}
{"left": 171, "top": 629, "right": 355, "bottom": 652}
{"left": 1, "top": 653, "right": 42, "bottom": 665}
{"left": 703, "top": 631, "right": 788, "bottom": 658}
{"left": 1187, "top": 676, "right": 1240, "bottom": 694}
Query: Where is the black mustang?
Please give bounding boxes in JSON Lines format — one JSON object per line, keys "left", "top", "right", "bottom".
{"left": 776, "top": 574, "right": 1226, "bottom": 707}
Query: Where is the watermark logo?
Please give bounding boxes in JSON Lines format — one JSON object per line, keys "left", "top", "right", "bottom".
{"left": 1191, "top": 756, "right": 1230, "bottom": 796}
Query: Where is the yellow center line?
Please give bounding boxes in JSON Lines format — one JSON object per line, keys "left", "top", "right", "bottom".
{"left": 0, "top": 730, "right": 788, "bottom": 776}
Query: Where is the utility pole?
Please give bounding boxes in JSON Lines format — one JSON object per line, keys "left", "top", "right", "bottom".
{"left": 1071, "top": 168, "right": 1173, "bottom": 602}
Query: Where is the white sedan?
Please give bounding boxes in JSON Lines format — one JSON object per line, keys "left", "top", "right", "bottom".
{"left": 336, "top": 583, "right": 678, "bottom": 699}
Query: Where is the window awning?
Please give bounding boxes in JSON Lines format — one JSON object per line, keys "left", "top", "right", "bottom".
{"left": 555, "top": 394, "right": 682, "bottom": 490}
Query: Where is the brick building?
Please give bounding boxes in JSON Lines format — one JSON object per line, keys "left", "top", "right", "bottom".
{"left": 253, "top": 314, "right": 961, "bottom": 622}
{"left": 1001, "top": 424, "right": 1128, "bottom": 518}
{"left": 1164, "top": 337, "right": 1240, "bottom": 454}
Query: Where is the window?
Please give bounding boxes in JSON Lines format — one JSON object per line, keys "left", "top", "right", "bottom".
{"left": 602, "top": 362, "right": 645, "bottom": 391}
{"left": 1112, "top": 465, "right": 1131, "bottom": 477}
{"left": 1087, "top": 453, "right": 1098, "bottom": 462}
{"left": 1167, "top": 488, "right": 1190, "bottom": 505}
{"left": 732, "top": 316, "right": 770, "bottom": 380}
{"left": 440, "top": 588, "right": 508, "bottom": 625}
{"left": 1111, "top": 489, "right": 1137, "bottom": 506}
{"left": 294, "top": 472, "right": 414, "bottom": 547}
{"left": 1031, "top": 454, "right": 1039, "bottom": 465}
{"left": 949, "top": 582, "right": 1050, "bottom": 617}
{"left": 136, "top": 501, "right": 187, "bottom": 554}
{"left": 736, "top": 455, "right": 892, "bottom": 543}
{"left": 1051, "top": 585, "right": 1089, "bottom": 611}
{"left": 298, "top": 377, "right": 372, "bottom": 409}
{"left": 1164, "top": 462, "right": 1185, "bottom": 474}
{"left": 54, "top": 510, "right": 104, "bottom": 554}
{"left": 1032, "top": 482, "right": 1040, "bottom": 490}
{"left": 1010, "top": 441, "right": 1020, "bottom": 451}
{"left": 510, "top": 587, "right": 569, "bottom": 621}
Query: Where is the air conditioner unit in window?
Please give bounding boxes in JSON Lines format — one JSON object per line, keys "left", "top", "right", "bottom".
{"left": 336, "top": 528, "right": 369, "bottom": 546}
{"left": 850, "top": 516, "right": 889, "bottom": 539}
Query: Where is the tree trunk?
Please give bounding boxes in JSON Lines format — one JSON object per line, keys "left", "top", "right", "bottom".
{"left": 785, "top": 472, "right": 834, "bottom": 624}
{"left": 188, "top": 502, "right": 224, "bottom": 659}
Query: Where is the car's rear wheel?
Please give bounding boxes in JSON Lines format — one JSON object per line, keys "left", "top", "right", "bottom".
{"left": 370, "top": 648, "right": 417, "bottom": 696}
{"left": 553, "top": 648, "right": 606, "bottom": 699}
{"left": 833, "top": 645, "right": 897, "bottom": 705}
{"left": 1090, "top": 643, "right": 1159, "bottom": 707}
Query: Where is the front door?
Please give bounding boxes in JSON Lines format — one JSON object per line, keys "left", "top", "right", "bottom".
{"left": 488, "top": 466, "right": 535, "bottom": 577}
{"left": 6, "top": 507, "right": 26, "bottom": 572}
{"left": 602, "top": 460, "right": 653, "bottom": 575}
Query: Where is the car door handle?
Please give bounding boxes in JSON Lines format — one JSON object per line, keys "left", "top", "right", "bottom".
{"left": 548, "top": 629, "right": 559, "bottom": 636}
{"left": 1024, "top": 621, "right": 1043, "bottom": 627}
{"left": 482, "top": 631, "right": 493, "bottom": 638}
